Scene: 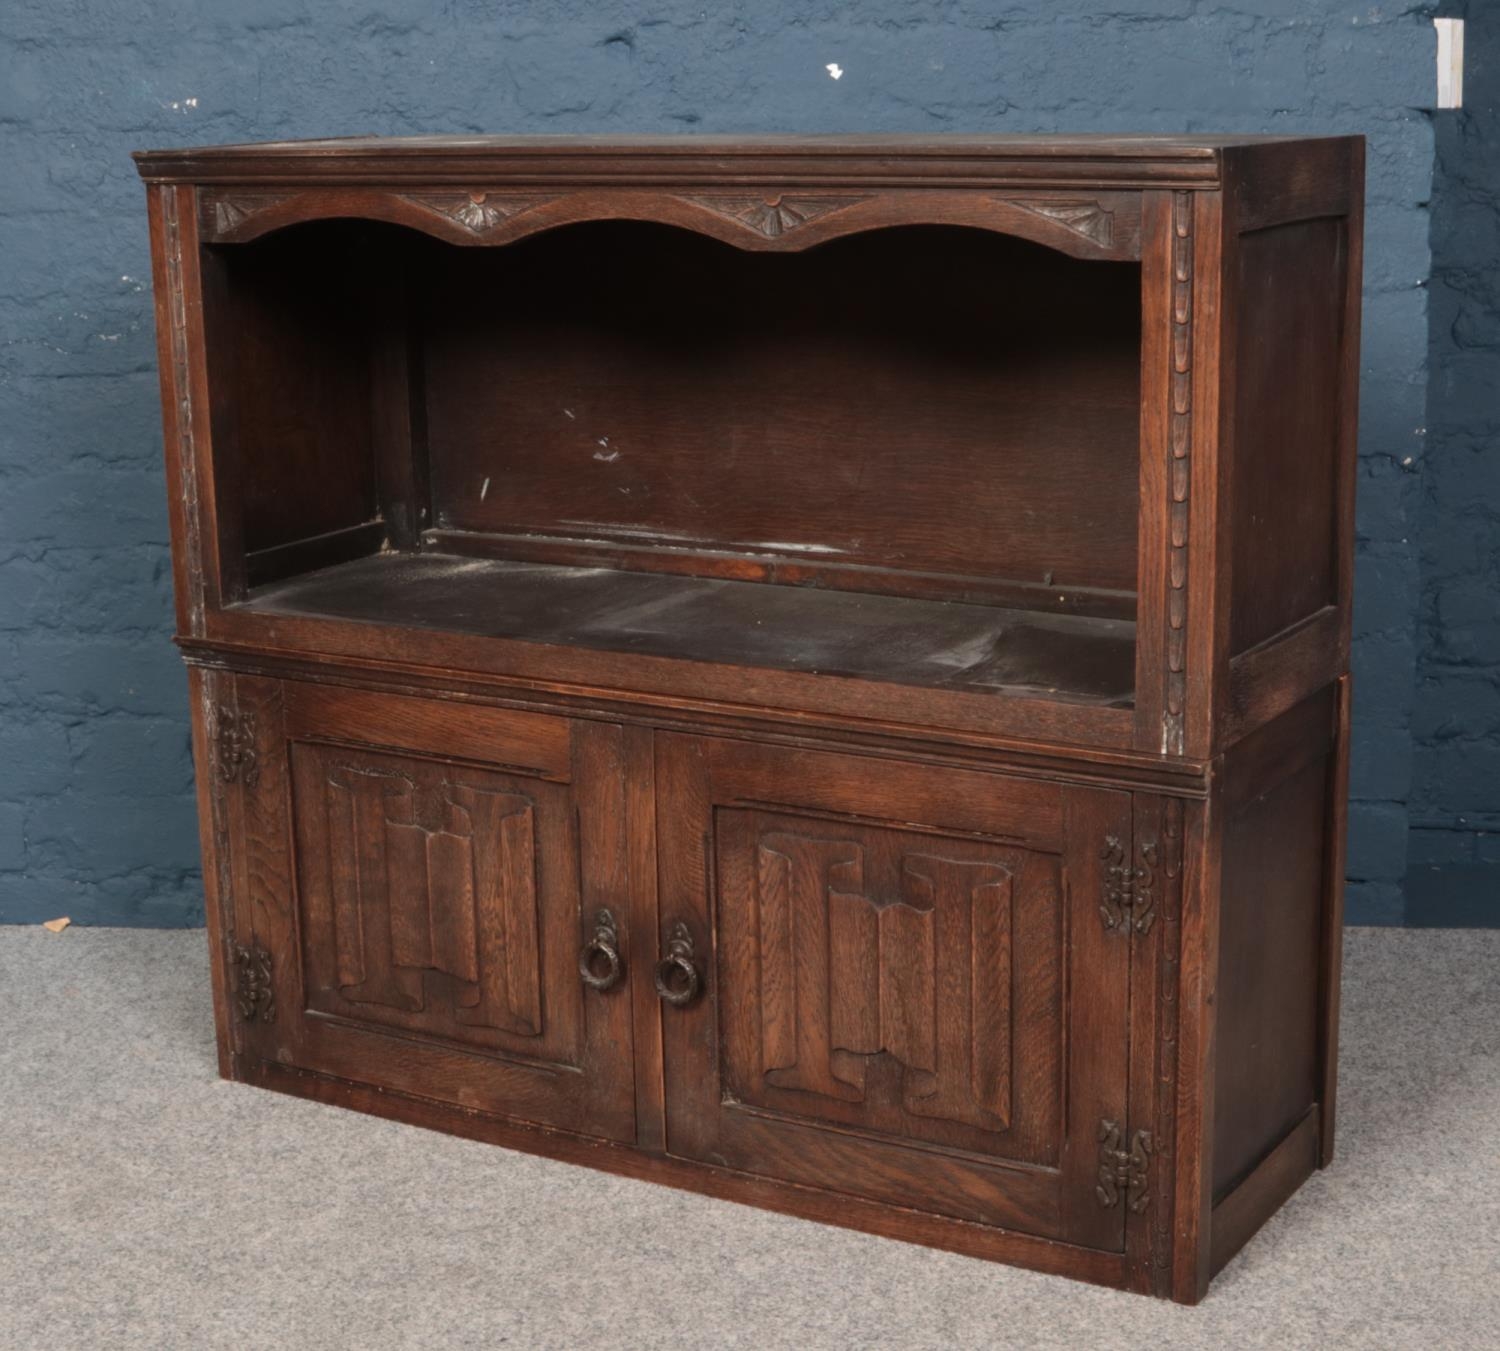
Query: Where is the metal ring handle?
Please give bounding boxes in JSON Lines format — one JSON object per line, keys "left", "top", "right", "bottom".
{"left": 579, "top": 909, "right": 624, "bottom": 993}
{"left": 653, "top": 922, "right": 702, "bottom": 1007}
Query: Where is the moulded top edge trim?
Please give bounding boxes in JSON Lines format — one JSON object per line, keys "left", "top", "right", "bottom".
{"left": 133, "top": 132, "right": 1337, "bottom": 160}
{"left": 131, "top": 133, "right": 1359, "bottom": 186}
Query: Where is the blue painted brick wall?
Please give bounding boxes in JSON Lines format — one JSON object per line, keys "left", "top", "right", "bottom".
{"left": 1409, "top": 3, "right": 1500, "bottom": 902}
{"left": 0, "top": 2, "right": 1438, "bottom": 926}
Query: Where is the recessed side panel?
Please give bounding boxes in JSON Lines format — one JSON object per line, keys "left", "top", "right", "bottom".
{"left": 1228, "top": 218, "right": 1345, "bottom": 655}
{"left": 1212, "top": 691, "right": 1335, "bottom": 1202}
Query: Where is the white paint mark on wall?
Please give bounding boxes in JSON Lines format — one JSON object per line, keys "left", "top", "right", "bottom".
{"left": 1436, "top": 18, "right": 1464, "bottom": 109}
{"left": 594, "top": 449, "right": 620, "bottom": 462}
{"left": 479, "top": 476, "right": 491, "bottom": 500}
{"left": 826, "top": 63, "right": 843, "bottom": 81}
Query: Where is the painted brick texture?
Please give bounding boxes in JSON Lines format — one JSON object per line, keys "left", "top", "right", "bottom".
{"left": 0, "top": 2, "right": 1437, "bottom": 924}
{"left": 1409, "top": 3, "right": 1500, "bottom": 909}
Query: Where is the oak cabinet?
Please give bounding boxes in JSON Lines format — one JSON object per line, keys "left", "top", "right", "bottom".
{"left": 139, "top": 134, "right": 1361, "bottom": 1302}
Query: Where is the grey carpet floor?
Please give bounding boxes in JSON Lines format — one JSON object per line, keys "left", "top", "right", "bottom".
{"left": 1, "top": 928, "right": 1496, "bottom": 1351}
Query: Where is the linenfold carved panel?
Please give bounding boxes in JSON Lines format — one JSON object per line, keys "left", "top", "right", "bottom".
{"left": 716, "top": 808, "right": 1064, "bottom": 1164}
{"left": 291, "top": 742, "right": 560, "bottom": 1051}
{"left": 755, "top": 833, "right": 1013, "bottom": 1130}
{"left": 323, "top": 764, "right": 542, "bottom": 1034}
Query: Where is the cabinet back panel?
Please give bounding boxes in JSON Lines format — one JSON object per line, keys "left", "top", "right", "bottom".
{"left": 422, "top": 223, "right": 1141, "bottom": 595}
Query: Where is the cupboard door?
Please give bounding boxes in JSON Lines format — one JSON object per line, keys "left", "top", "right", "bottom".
{"left": 217, "top": 676, "right": 636, "bottom": 1143}
{"left": 655, "top": 734, "right": 1132, "bottom": 1249}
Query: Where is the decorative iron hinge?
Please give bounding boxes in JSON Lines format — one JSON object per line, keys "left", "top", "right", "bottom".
{"left": 231, "top": 942, "right": 275, "bottom": 1023}
{"left": 1096, "top": 1119, "right": 1151, "bottom": 1213}
{"left": 1100, "top": 836, "right": 1157, "bottom": 933}
{"left": 217, "top": 706, "right": 259, "bottom": 787}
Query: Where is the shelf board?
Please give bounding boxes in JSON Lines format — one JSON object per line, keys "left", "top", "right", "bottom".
{"left": 242, "top": 553, "right": 1136, "bottom": 708}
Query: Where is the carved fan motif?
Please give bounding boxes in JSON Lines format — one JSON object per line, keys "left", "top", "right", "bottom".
{"left": 683, "top": 194, "right": 863, "bottom": 238}
{"left": 1008, "top": 198, "right": 1115, "bottom": 248}
{"left": 407, "top": 191, "right": 554, "bottom": 234}
{"left": 210, "top": 195, "right": 290, "bottom": 237}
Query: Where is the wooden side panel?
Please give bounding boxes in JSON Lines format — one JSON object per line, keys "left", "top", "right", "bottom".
{"left": 199, "top": 226, "right": 381, "bottom": 566}
{"left": 1225, "top": 218, "right": 1346, "bottom": 656}
{"left": 1212, "top": 694, "right": 1334, "bottom": 1202}
{"left": 1210, "top": 1105, "right": 1318, "bottom": 1276}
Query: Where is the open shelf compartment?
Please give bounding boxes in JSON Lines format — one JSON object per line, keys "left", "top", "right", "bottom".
{"left": 201, "top": 215, "right": 1144, "bottom": 714}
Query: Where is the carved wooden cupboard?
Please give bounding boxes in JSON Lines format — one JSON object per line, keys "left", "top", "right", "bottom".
{"left": 136, "top": 135, "right": 1362, "bottom": 1303}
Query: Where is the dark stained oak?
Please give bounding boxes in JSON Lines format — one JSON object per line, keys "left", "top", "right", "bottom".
{"left": 245, "top": 552, "right": 1138, "bottom": 705}
{"left": 137, "top": 133, "right": 1361, "bottom": 1304}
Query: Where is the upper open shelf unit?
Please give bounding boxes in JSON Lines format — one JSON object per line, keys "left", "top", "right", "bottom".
{"left": 137, "top": 134, "right": 1363, "bottom": 761}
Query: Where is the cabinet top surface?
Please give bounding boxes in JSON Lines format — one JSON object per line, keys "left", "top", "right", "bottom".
{"left": 133, "top": 132, "right": 1359, "bottom": 186}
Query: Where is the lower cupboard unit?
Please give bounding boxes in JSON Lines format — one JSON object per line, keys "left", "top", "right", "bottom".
{"left": 196, "top": 669, "right": 1343, "bottom": 1304}
{"left": 137, "top": 134, "right": 1360, "bottom": 1303}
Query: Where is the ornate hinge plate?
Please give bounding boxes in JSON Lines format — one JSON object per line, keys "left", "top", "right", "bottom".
{"left": 217, "top": 707, "right": 259, "bottom": 787}
{"left": 1100, "top": 836, "right": 1157, "bottom": 933}
{"left": 1096, "top": 1119, "right": 1151, "bottom": 1213}
{"left": 231, "top": 942, "right": 275, "bottom": 1023}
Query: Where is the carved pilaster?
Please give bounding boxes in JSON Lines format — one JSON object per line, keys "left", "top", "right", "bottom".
{"left": 1163, "top": 191, "right": 1194, "bottom": 755}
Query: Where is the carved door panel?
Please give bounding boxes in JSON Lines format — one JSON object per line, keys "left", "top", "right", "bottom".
{"left": 218, "top": 676, "right": 636, "bottom": 1143}
{"left": 656, "top": 734, "right": 1132, "bottom": 1249}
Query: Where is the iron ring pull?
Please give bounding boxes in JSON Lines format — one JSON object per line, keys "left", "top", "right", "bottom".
{"left": 653, "top": 922, "right": 702, "bottom": 1007}
{"left": 578, "top": 909, "right": 624, "bottom": 993}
